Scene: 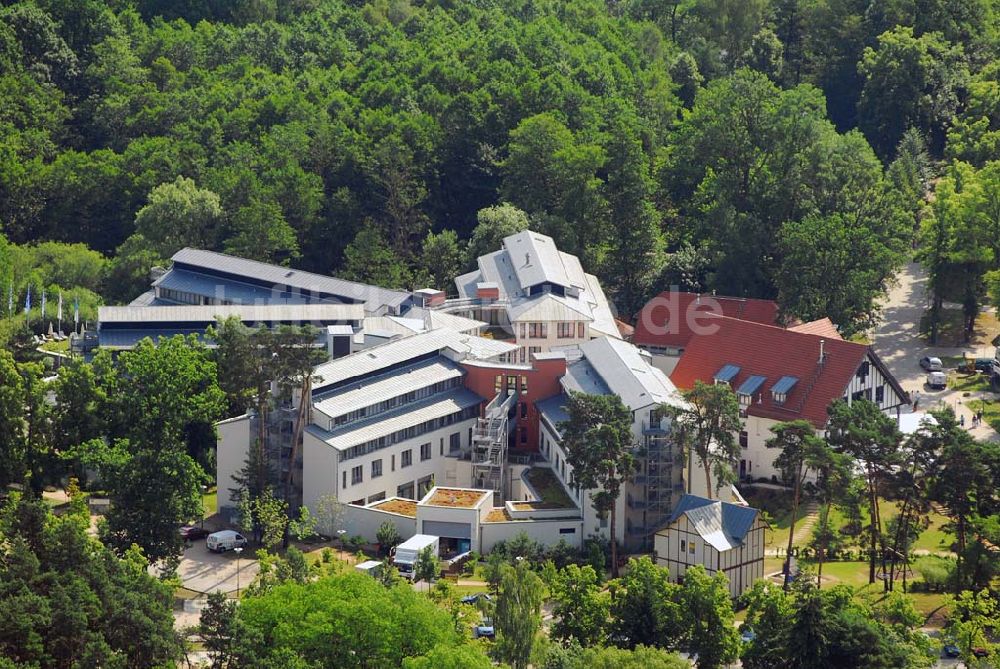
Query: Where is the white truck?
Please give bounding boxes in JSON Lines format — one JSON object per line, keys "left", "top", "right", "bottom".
{"left": 393, "top": 534, "right": 439, "bottom": 579}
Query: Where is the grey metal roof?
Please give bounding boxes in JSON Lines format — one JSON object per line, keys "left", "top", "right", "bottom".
{"left": 169, "top": 248, "right": 411, "bottom": 313}
{"left": 503, "top": 230, "right": 572, "bottom": 290}
{"left": 577, "top": 337, "right": 686, "bottom": 410}
{"left": 714, "top": 364, "right": 741, "bottom": 383}
{"left": 312, "top": 329, "right": 516, "bottom": 393}
{"left": 508, "top": 293, "right": 591, "bottom": 322}
{"left": 736, "top": 374, "right": 767, "bottom": 396}
{"left": 562, "top": 358, "right": 612, "bottom": 396}
{"left": 404, "top": 307, "right": 486, "bottom": 333}
{"left": 128, "top": 290, "right": 159, "bottom": 306}
{"left": 771, "top": 375, "right": 799, "bottom": 394}
{"left": 99, "top": 304, "right": 363, "bottom": 325}
{"left": 664, "top": 494, "right": 760, "bottom": 551}
{"left": 455, "top": 230, "right": 619, "bottom": 341}
{"left": 314, "top": 388, "right": 482, "bottom": 451}
{"left": 313, "top": 358, "right": 464, "bottom": 420}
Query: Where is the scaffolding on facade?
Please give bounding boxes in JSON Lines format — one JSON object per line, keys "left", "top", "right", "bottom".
{"left": 627, "top": 417, "right": 679, "bottom": 549}
{"left": 471, "top": 390, "right": 517, "bottom": 500}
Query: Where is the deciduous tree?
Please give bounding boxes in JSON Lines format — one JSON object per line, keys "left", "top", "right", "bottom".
{"left": 494, "top": 558, "right": 544, "bottom": 669}
{"left": 664, "top": 381, "right": 740, "bottom": 500}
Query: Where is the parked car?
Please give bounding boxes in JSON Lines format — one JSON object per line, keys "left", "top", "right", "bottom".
{"left": 206, "top": 530, "right": 247, "bottom": 553}
{"left": 972, "top": 647, "right": 990, "bottom": 658}
{"left": 740, "top": 628, "right": 756, "bottom": 644}
{"left": 974, "top": 357, "right": 993, "bottom": 373}
{"left": 474, "top": 617, "right": 495, "bottom": 640}
{"left": 920, "top": 356, "right": 943, "bottom": 371}
{"left": 942, "top": 644, "right": 960, "bottom": 658}
{"left": 461, "top": 593, "right": 492, "bottom": 605}
{"left": 179, "top": 525, "right": 209, "bottom": 541}
{"left": 926, "top": 371, "right": 947, "bottom": 389}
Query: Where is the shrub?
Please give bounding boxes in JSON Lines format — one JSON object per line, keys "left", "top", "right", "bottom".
{"left": 914, "top": 555, "right": 954, "bottom": 592}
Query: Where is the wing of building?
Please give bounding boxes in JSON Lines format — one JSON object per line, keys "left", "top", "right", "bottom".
{"left": 143, "top": 247, "right": 412, "bottom": 315}
{"left": 450, "top": 230, "right": 620, "bottom": 363}
{"left": 218, "top": 326, "right": 697, "bottom": 554}
{"left": 670, "top": 315, "right": 909, "bottom": 481}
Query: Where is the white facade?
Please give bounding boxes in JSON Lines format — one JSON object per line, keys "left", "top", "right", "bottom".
{"left": 737, "top": 351, "right": 908, "bottom": 483}
{"left": 654, "top": 496, "right": 766, "bottom": 599}
{"left": 303, "top": 419, "right": 479, "bottom": 510}
{"left": 536, "top": 337, "right": 689, "bottom": 551}
{"left": 215, "top": 414, "right": 252, "bottom": 514}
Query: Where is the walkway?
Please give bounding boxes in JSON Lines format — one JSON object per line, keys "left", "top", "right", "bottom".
{"left": 872, "top": 262, "right": 998, "bottom": 441}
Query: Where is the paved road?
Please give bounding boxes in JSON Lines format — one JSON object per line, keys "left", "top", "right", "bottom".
{"left": 872, "top": 262, "right": 997, "bottom": 441}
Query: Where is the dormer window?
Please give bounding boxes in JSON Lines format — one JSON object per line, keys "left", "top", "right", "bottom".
{"left": 714, "top": 364, "right": 740, "bottom": 385}
{"left": 770, "top": 376, "right": 799, "bottom": 405}
{"left": 856, "top": 361, "right": 870, "bottom": 380}
{"left": 736, "top": 375, "right": 766, "bottom": 405}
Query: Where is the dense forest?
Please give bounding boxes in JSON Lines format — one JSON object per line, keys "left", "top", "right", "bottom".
{"left": 1, "top": 0, "right": 999, "bottom": 336}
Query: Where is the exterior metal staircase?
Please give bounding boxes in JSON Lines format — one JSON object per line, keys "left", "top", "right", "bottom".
{"left": 471, "top": 390, "right": 517, "bottom": 500}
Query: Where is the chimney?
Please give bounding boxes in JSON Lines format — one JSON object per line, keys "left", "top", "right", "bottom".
{"left": 819, "top": 339, "right": 826, "bottom": 364}
{"left": 525, "top": 252, "right": 531, "bottom": 266}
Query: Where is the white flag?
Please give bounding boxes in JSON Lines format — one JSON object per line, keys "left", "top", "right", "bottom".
{"left": 57, "top": 292, "right": 63, "bottom": 322}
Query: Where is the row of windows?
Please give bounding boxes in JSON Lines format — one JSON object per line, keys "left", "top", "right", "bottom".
{"left": 518, "top": 322, "right": 586, "bottom": 339}
{"left": 331, "top": 378, "right": 463, "bottom": 429}
{"left": 494, "top": 374, "right": 530, "bottom": 395}
{"left": 338, "top": 405, "right": 479, "bottom": 462}
{"left": 343, "top": 433, "right": 461, "bottom": 488}
{"left": 157, "top": 287, "right": 205, "bottom": 305}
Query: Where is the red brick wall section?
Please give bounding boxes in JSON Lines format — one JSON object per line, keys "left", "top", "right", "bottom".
{"left": 461, "top": 356, "right": 566, "bottom": 454}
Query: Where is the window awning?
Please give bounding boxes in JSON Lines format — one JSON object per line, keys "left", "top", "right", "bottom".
{"left": 736, "top": 375, "right": 767, "bottom": 396}
{"left": 771, "top": 375, "right": 799, "bottom": 395}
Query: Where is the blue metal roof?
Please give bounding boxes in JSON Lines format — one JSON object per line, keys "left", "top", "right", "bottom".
{"left": 736, "top": 374, "right": 766, "bottom": 396}
{"left": 665, "top": 494, "right": 760, "bottom": 550}
{"left": 713, "top": 364, "right": 741, "bottom": 383}
{"left": 771, "top": 375, "right": 799, "bottom": 394}
{"left": 537, "top": 394, "right": 571, "bottom": 433}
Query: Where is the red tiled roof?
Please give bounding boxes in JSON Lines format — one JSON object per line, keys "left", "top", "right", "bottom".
{"left": 633, "top": 291, "right": 780, "bottom": 349}
{"left": 788, "top": 318, "right": 842, "bottom": 340}
{"left": 670, "top": 316, "right": 871, "bottom": 428}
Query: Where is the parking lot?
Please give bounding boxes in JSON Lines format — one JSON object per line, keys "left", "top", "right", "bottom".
{"left": 174, "top": 540, "right": 260, "bottom": 595}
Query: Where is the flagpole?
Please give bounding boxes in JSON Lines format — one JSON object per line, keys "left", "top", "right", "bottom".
{"left": 23, "top": 285, "right": 31, "bottom": 330}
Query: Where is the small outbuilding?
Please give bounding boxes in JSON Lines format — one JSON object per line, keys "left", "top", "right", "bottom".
{"left": 654, "top": 494, "right": 765, "bottom": 598}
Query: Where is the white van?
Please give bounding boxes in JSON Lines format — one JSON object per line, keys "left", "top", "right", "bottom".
{"left": 206, "top": 530, "right": 248, "bottom": 553}
{"left": 926, "top": 371, "right": 947, "bottom": 390}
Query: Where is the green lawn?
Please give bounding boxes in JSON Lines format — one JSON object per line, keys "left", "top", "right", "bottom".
{"left": 202, "top": 489, "right": 217, "bottom": 518}
{"left": 797, "top": 559, "right": 952, "bottom": 624}
{"left": 745, "top": 487, "right": 955, "bottom": 557}
{"left": 39, "top": 338, "right": 70, "bottom": 353}
{"left": 948, "top": 370, "right": 992, "bottom": 393}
